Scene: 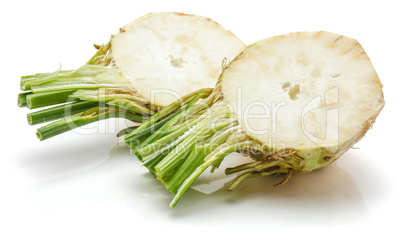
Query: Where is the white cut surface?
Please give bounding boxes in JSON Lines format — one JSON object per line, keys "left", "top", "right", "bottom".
{"left": 111, "top": 12, "right": 246, "bottom": 106}
{"left": 220, "top": 31, "right": 384, "bottom": 153}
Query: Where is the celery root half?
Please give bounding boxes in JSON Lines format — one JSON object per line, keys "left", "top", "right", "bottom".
{"left": 126, "top": 31, "right": 385, "bottom": 207}
{"left": 18, "top": 12, "right": 246, "bottom": 140}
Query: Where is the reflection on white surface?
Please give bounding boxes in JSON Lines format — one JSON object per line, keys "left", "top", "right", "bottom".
{"left": 22, "top": 144, "right": 369, "bottom": 228}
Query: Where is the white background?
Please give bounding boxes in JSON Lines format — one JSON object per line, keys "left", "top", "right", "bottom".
{"left": 1, "top": 0, "right": 401, "bottom": 240}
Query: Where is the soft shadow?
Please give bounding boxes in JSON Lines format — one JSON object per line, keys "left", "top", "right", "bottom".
{"left": 25, "top": 145, "right": 369, "bottom": 227}
{"left": 165, "top": 154, "right": 369, "bottom": 226}
{"left": 15, "top": 132, "right": 123, "bottom": 184}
